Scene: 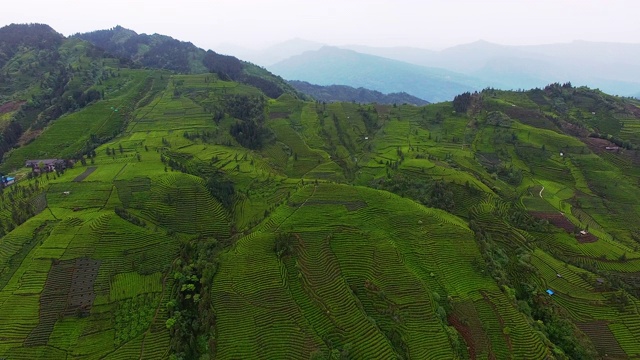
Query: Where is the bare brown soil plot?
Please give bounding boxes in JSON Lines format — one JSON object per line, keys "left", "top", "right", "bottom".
{"left": 529, "top": 211, "right": 574, "bottom": 232}
{"left": 65, "top": 258, "right": 101, "bottom": 317}
{"left": 577, "top": 321, "right": 626, "bottom": 359}
{"left": 25, "top": 259, "right": 75, "bottom": 347}
{"left": 24, "top": 258, "right": 101, "bottom": 347}
{"left": 0, "top": 100, "right": 25, "bottom": 115}
{"left": 576, "top": 232, "right": 598, "bottom": 243}
{"left": 530, "top": 211, "right": 598, "bottom": 243}
{"left": 448, "top": 315, "right": 478, "bottom": 360}
{"left": 451, "top": 301, "right": 493, "bottom": 359}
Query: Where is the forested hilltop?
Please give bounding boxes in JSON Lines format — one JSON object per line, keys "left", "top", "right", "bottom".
{"left": 2, "top": 24, "right": 640, "bottom": 360}
{"left": 288, "top": 80, "right": 429, "bottom": 106}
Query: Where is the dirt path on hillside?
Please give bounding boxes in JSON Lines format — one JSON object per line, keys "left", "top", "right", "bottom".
{"left": 274, "top": 184, "right": 317, "bottom": 233}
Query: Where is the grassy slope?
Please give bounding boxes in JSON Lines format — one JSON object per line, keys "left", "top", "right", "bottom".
{"left": 1, "top": 76, "right": 640, "bottom": 359}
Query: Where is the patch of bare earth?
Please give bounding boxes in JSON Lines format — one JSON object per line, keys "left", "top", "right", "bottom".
{"left": 529, "top": 211, "right": 597, "bottom": 243}
{"left": 577, "top": 321, "right": 626, "bottom": 359}
{"left": 0, "top": 100, "right": 25, "bottom": 115}
{"left": 448, "top": 314, "right": 477, "bottom": 360}
{"left": 18, "top": 128, "right": 43, "bottom": 146}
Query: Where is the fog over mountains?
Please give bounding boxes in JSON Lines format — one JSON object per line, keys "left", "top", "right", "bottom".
{"left": 227, "top": 39, "right": 640, "bottom": 102}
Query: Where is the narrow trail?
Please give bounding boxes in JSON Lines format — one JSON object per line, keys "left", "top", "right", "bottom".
{"left": 274, "top": 184, "right": 317, "bottom": 233}
{"left": 539, "top": 186, "right": 545, "bottom": 198}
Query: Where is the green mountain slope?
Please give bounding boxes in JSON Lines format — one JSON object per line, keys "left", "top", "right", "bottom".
{"left": 2, "top": 26, "right": 640, "bottom": 360}
{"left": 74, "top": 26, "right": 300, "bottom": 99}
{"left": 0, "top": 23, "right": 124, "bottom": 163}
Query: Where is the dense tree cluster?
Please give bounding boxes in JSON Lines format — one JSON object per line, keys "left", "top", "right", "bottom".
{"left": 75, "top": 27, "right": 195, "bottom": 73}
{"left": 229, "top": 120, "right": 271, "bottom": 150}
{"left": 242, "top": 74, "right": 285, "bottom": 98}
{"left": 377, "top": 175, "right": 455, "bottom": 212}
{"left": 452, "top": 91, "right": 472, "bottom": 113}
{"left": 166, "top": 235, "right": 220, "bottom": 359}
{"left": 0, "top": 23, "right": 63, "bottom": 67}
{"left": 202, "top": 51, "right": 243, "bottom": 80}
{"left": 0, "top": 121, "right": 23, "bottom": 161}
{"left": 274, "top": 232, "right": 296, "bottom": 258}
{"left": 357, "top": 107, "right": 378, "bottom": 133}
{"left": 114, "top": 207, "right": 146, "bottom": 228}
{"left": 204, "top": 172, "right": 235, "bottom": 209}
{"left": 224, "top": 94, "right": 265, "bottom": 122}
{"left": 224, "top": 94, "right": 271, "bottom": 149}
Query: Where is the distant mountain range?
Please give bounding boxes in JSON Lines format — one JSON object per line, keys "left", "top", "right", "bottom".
{"left": 216, "top": 38, "right": 324, "bottom": 67}
{"left": 288, "top": 80, "right": 429, "bottom": 106}
{"left": 346, "top": 40, "right": 640, "bottom": 95}
{"left": 269, "top": 47, "right": 488, "bottom": 103}
{"left": 246, "top": 39, "right": 640, "bottom": 100}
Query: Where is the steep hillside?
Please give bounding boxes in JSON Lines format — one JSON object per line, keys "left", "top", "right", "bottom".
{"left": 74, "top": 26, "right": 299, "bottom": 98}
{"left": 268, "top": 46, "right": 488, "bottom": 102}
{"left": 289, "top": 80, "right": 429, "bottom": 105}
{"left": 0, "top": 23, "right": 126, "bottom": 164}
{"left": 0, "top": 24, "right": 304, "bottom": 174}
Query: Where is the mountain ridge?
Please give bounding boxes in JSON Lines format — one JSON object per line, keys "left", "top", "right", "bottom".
{"left": 288, "top": 80, "right": 429, "bottom": 105}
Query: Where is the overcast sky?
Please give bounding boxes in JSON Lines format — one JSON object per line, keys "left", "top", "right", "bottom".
{"left": 1, "top": 0, "right": 638, "bottom": 50}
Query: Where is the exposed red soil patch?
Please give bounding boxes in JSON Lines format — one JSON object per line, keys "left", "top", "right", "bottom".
{"left": 503, "top": 107, "right": 558, "bottom": 131}
{"left": 0, "top": 100, "right": 25, "bottom": 115}
{"left": 480, "top": 292, "right": 512, "bottom": 352}
{"left": 530, "top": 211, "right": 574, "bottom": 232}
{"left": 583, "top": 136, "right": 640, "bottom": 166}
{"left": 530, "top": 211, "right": 598, "bottom": 243}
{"left": 559, "top": 119, "right": 591, "bottom": 137}
{"left": 374, "top": 104, "right": 391, "bottom": 117}
{"left": 448, "top": 314, "right": 477, "bottom": 360}
{"left": 18, "top": 128, "right": 43, "bottom": 146}
{"left": 583, "top": 137, "right": 619, "bottom": 154}
{"left": 624, "top": 104, "right": 640, "bottom": 118}
{"left": 575, "top": 231, "right": 598, "bottom": 243}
